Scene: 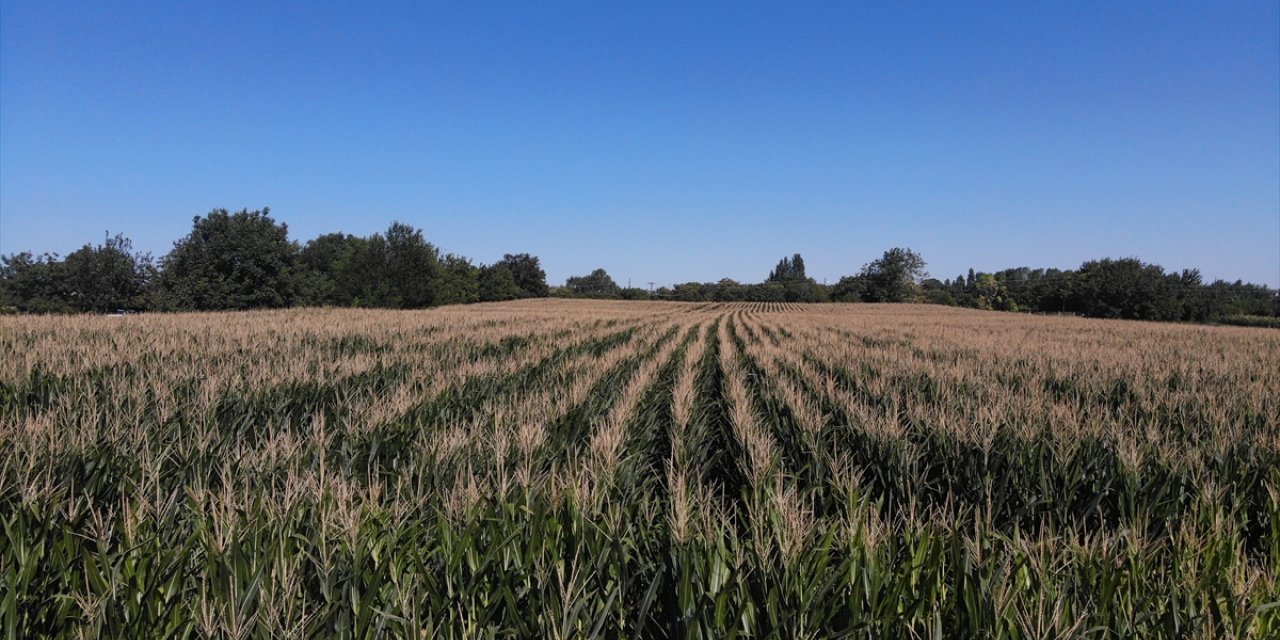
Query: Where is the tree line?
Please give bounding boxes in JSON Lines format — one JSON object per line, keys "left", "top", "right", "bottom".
{"left": 0, "top": 208, "right": 547, "bottom": 313}
{"left": 2, "top": 207, "right": 1277, "bottom": 326}
{"left": 922, "top": 261, "right": 1279, "bottom": 324}
{"left": 561, "top": 252, "right": 1277, "bottom": 325}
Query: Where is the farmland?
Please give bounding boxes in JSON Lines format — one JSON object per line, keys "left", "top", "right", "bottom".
{"left": 2, "top": 300, "right": 1278, "bottom": 638}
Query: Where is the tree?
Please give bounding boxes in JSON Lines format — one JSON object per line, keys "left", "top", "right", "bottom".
{"left": 494, "top": 253, "right": 549, "bottom": 298}
{"left": 157, "top": 208, "right": 299, "bottom": 310}
{"left": 766, "top": 253, "right": 823, "bottom": 301}
{"left": 298, "top": 232, "right": 362, "bottom": 306}
{"left": 479, "top": 264, "right": 523, "bottom": 301}
{"left": 716, "top": 278, "right": 745, "bottom": 302}
{"left": 435, "top": 254, "right": 480, "bottom": 305}
{"left": 671, "top": 282, "right": 709, "bottom": 302}
{"left": 61, "top": 233, "right": 153, "bottom": 312}
{"left": 1071, "top": 258, "right": 1180, "bottom": 320}
{"left": 975, "top": 273, "right": 1017, "bottom": 311}
{"left": 0, "top": 252, "right": 69, "bottom": 312}
{"left": 381, "top": 222, "right": 440, "bottom": 308}
{"left": 565, "top": 268, "right": 620, "bottom": 298}
{"left": 768, "top": 253, "right": 807, "bottom": 282}
{"left": 860, "top": 247, "right": 927, "bottom": 302}
{"left": 829, "top": 275, "right": 866, "bottom": 302}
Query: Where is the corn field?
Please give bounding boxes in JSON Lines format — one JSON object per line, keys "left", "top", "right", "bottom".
{"left": 2, "top": 300, "right": 1277, "bottom": 638}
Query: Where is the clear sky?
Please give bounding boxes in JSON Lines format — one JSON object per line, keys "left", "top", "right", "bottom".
{"left": 2, "top": 1, "right": 1278, "bottom": 288}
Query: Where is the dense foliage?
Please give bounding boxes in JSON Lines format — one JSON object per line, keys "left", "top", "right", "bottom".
{"left": 1, "top": 208, "right": 1275, "bottom": 325}
{"left": 2, "top": 209, "right": 549, "bottom": 313}
{"left": 155, "top": 208, "right": 300, "bottom": 311}
{"left": 0, "top": 234, "right": 153, "bottom": 313}
{"left": 565, "top": 268, "right": 622, "bottom": 299}
{"left": 1, "top": 301, "right": 1276, "bottom": 638}
{"left": 930, "top": 258, "right": 1279, "bottom": 322}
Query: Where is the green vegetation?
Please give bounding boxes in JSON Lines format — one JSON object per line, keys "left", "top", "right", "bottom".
{"left": 1, "top": 301, "right": 1276, "bottom": 638}
{"left": 1, "top": 208, "right": 1276, "bottom": 326}
{"left": 0, "top": 209, "right": 550, "bottom": 313}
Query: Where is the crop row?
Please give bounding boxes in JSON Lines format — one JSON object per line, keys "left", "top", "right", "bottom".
{"left": 1, "top": 300, "right": 1277, "bottom": 638}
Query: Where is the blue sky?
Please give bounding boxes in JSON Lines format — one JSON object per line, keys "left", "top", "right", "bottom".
{"left": 2, "top": 1, "right": 1278, "bottom": 287}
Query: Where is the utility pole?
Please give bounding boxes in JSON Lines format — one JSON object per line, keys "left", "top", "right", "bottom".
{"left": 647, "top": 282, "right": 656, "bottom": 295}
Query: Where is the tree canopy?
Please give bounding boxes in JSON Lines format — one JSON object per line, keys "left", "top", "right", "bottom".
{"left": 2, "top": 208, "right": 1275, "bottom": 327}
{"left": 565, "top": 268, "right": 621, "bottom": 298}
{"left": 860, "top": 247, "right": 927, "bottom": 303}
{"left": 156, "top": 208, "right": 299, "bottom": 310}
{"left": 61, "top": 234, "right": 154, "bottom": 313}
{"left": 495, "top": 254, "right": 550, "bottom": 298}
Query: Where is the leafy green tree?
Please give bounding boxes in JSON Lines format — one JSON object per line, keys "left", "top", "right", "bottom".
{"left": 767, "top": 253, "right": 823, "bottom": 301}
{"left": 860, "top": 247, "right": 927, "bottom": 302}
{"left": 829, "top": 275, "right": 866, "bottom": 302}
{"left": 343, "top": 234, "right": 395, "bottom": 307}
{"left": 156, "top": 208, "right": 299, "bottom": 310}
{"left": 1071, "top": 258, "right": 1180, "bottom": 320}
{"left": 716, "top": 278, "right": 745, "bottom": 302}
{"left": 921, "top": 278, "right": 955, "bottom": 306}
{"left": 768, "top": 254, "right": 807, "bottom": 282}
{"left": 975, "top": 274, "right": 1018, "bottom": 311}
{"left": 381, "top": 222, "right": 440, "bottom": 308}
{"left": 565, "top": 268, "right": 620, "bottom": 298}
{"left": 494, "top": 253, "right": 549, "bottom": 298}
{"left": 0, "top": 252, "right": 69, "bottom": 312}
{"left": 298, "top": 232, "right": 362, "bottom": 306}
{"left": 924, "top": 289, "right": 957, "bottom": 306}
{"left": 61, "top": 233, "right": 154, "bottom": 312}
{"left": 758, "top": 282, "right": 786, "bottom": 302}
{"left": 435, "top": 254, "right": 480, "bottom": 305}
{"left": 479, "top": 264, "right": 523, "bottom": 301}
{"left": 671, "top": 282, "right": 708, "bottom": 302}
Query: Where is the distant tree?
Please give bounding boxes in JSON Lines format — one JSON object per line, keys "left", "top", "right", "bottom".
{"left": 297, "top": 227, "right": 446, "bottom": 309}
{"left": 717, "top": 278, "right": 745, "bottom": 302}
{"left": 298, "top": 232, "right": 363, "bottom": 306}
{"left": 156, "top": 208, "right": 299, "bottom": 310}
{"left": 61, "top": 233, "right": 154, "bottom": 312}
{"left": 479, "top": 264, "right": 523, "bottom": 302}
{"left": 921, "top": 278, "right": 956, "bottom": 306}
{"left": 975, "top": 273, "right": 1017, "bottom": 311}
{"left": 766, "top": 253, "right": 824, "bottom": 301}
{"left": 1198, "top": 279, "right": 1280, "bottom": 319}
{"left": 494, "top": 253, "right": 549, "bottom": 298}
{"left": 758, "top": 282, "right": 786, "bottom": 302}
{"left": 1020, "top": 268, "right": 1073, "bottom": 313}
{"left": 380, "top": 222, "right": 440, "bottom": 308}
{"left": 342, "top": 234, "right": 395, "bottom": 307}
{"left": 784, "top": 280, "right": 823, "bottom": 303}
{"left": 829, "top": 275, "right": 866, "bottom": 302}
{"left": 768, "top": 253, "right": 807, "bottom": 282}
{"left": 566, "top": 268, "right": 621, "bottom": 298}
{"left": 619, "top": 287, "right": 650, "bottom": 300}
{"left": 671, "top": 282, "right": 709, "bottom": 302}
{"left": 435, "top": 254, "right": 480, "bottom": 305}
{"left": 860, "top": 247, "right": 927, "bottom": 302}
{"left": 924, "top": 289, "right": 957, "bottom": 306}
{"left": 1071, "top": 258, "right": 1179, "bottom": 320}
{"left": 0, "top": 252, "right": 69, "bottom": 313}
